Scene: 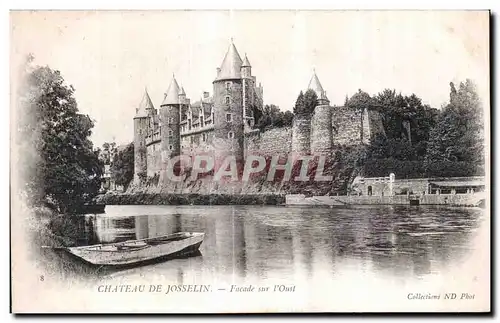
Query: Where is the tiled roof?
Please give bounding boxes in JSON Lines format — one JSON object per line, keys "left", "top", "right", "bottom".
{"left": 215, "top": 42, "right": 243, "bottom": 80}
{"left": 162, "top": 75, "right": 181, "bottom": 105}
{"left": 135, "top": 89, "right": 155, "bottom": 118}
{"left": 308, "top": 71, "right": 329, "bottom": 102}
{"left": 242, "top": 54, "right": 251, "bottom": 67}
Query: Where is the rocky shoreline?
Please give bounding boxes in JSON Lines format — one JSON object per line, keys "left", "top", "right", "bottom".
{"left": 94, "top": 192, "right": 286, "bottom": 206}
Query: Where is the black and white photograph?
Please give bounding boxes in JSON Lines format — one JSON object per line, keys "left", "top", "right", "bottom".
{"left": 9, "top": 9, "right": 490, "bottom": 313}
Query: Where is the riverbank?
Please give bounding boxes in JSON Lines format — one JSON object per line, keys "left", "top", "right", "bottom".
{"left": 24, "top": 206, "right": 105, "bottom": 279}
{"left": 286, "top": 193, "right": 486, "bottom": 207}
{"left": 94, "top": 192, "right": 286, "bottom": 206}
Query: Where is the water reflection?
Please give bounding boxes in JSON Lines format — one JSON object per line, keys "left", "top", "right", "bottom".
{"left": 67, "top": 205, "right": 483, "bottom": 283}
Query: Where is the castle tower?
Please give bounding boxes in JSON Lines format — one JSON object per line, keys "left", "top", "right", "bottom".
{"left": 241, "top": 54, "right": 251, "bottom": 78}
{"left": 308, "top": 70, "right": 330, "bottom": 106}
{"left": 133, "top": 89, "right": 155, "bottom": 184}
{"left": 179, "top": 86, "right": 187, "bottom": 104}
{"left": 212, "top": 40, "right": 245, "bottom": 166}
{"left": 160, "top": 75, "right": 182, "bottom": 163}
{"left": 309, "top": 71, "right": 333, "bottom": 156}
{"left": 241, "top": 53, "right": 255, "bottom": 129}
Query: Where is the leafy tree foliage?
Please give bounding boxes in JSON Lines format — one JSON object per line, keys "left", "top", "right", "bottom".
{"left": 303, "top": 89, "right": 318, "bottom": 115}
{"left": 16, "top": 56, "right": 103, "bottom": 213}
{"left": 110, "top": 143, "right": 135, "bottom": 190}
{"left": 293, "top": 89, "right": 318, "bottom": 116}
{"left": 357, "top": 79, "right": 484, "bottom": 178}
{"left": 293, "top": 91, "right": 305, "bottom": 115}
{"left": 254, "top": 104, "right": 294, "bottom": 131}
{"left": 425, "top": 79, "right": 484, "bottom": 175}
{"left": 346, "top": 89, "right": 377, "bottom": 110}
{"left": 99, "top": 141, "right": 117, "bottom": 165}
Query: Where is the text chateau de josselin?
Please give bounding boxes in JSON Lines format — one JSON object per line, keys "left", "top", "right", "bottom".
{"left": 132, "top": 40, "right": 386, "bottom": 185}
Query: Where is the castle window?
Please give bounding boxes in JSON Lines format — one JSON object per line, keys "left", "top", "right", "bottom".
{"left": 168, "top": 130, "right": 173, "bottom": 137}
{"left": 169, "top": 145, "right": 173, "bottom": 150}
{"left": 225, "top": 81, "right": 232, "bottom": 91}
{"left": 228, "top": 131, "right": 234, "bottom": 139}
{"left": 169, "top": 117, "right": 174, "bottom": 124}
{"left": 202, "top": 133, "right": 208, "bottom": 142}
{"left": 225, "top": 96, "right": 230, "bottom": 105}
{"left": 226, "top": 113, "right": 233, "bottom": 122}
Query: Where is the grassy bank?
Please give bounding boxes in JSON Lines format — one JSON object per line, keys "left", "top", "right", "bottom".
{"left": 26, "top": 206, "right": 105, "bottom": 280}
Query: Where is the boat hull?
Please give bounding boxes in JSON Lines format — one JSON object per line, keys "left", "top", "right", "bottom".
{"left": 66, "top": 232, "right": 204, "bottom": 266}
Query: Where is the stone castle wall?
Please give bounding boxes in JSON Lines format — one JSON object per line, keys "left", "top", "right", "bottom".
{"left": 138, "top": 105, "right": 386, "bottom": 196}
{"left": 367, "top": 109, "right": 386, "bottom": 139}
{"left": 146, "top": 142, "right": 162, "bottom": 177}
{"left": 291, "top": 115, "right": 311, "bottom": 155}
{"left": 246, "top": 127, "right": 292, "bottom": 157}
{"left": 142, "top": 106, "right": 385, "bottom": 176}
{"left": 331, "top": 106, "right": 363, "bottom": 146}
{"left": 180, "top": 130, "right": 215, "bottom": 155}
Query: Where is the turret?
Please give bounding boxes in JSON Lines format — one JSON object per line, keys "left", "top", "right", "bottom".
{"left": 241, "top": 53, "right": 256, "bottom": 129}
{"left": 160, "top": 75, "right": 182, "bottom": 162}
{"left": 308, "top": 70, "right": 330, "bottom": 106}
{"left": 241, "top": 54, "right": 252, "bottom": 78}
{"left": 212, "top": 40, "right": 245, "bottom": 165}
{"left": 179, "top": 86, "right": 187, "bottom": 104}
{"left": 308, "top": 70, "right": 333, "bottom": 156}
{"left": 133, "top": 89, "right": 154, "bottom": 184}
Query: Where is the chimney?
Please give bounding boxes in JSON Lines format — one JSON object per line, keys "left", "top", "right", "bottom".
{"left": 216, "top": 67, "right": 221, "bottom": 76}
{"left": 203, "top": 91, "right": 210, "bottom": 99}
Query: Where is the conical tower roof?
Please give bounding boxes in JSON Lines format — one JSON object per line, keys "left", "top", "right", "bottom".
{"left": 162, "top": 75, "right": 181, "bottom": 105}
{"left": 308, "top": 70, "right": 329, "bottom": 102}
{"left": 135, "top": 88, "right": 155, "bottom": 118}
{"left": 242, "top": 54, "right": 251, "bottom": 67}
{"left": 216, "top": 41, "right": 243, "bottom": 80}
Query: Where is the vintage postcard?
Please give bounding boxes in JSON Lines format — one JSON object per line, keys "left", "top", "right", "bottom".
{"left": 10, "top": 10, "right": 490, "bottom": 313}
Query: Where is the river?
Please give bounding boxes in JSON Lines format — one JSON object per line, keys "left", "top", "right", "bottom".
{"left": 47, "top": 204, "right": 488, "bottom": 312}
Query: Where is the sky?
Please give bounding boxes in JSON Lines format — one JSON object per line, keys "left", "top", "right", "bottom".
{"left": 10, "top": 10, "right": 489, "bottom": 147}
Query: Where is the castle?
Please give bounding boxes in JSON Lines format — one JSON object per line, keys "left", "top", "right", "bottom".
{"left": 133, "top": 41, "right": 386, "bottom": 186}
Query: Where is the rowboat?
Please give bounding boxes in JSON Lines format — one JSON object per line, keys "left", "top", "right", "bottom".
{"left": 65, "top": 232, "right": 205, "bottom": 266}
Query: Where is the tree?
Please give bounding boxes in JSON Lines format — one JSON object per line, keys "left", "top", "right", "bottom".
{"left": 303, "top": 89, "right": 318, "bottom": 115}
{"left": 293, "top": 91, "right": 305, "bottom": 115}
{"left": 346, "top": 88, "right": 439, "bottom": 177}
{"left": 346, "top": 89, "right": 377, "bottom": 110}
{"left": 16, "top": 57, "right": 103, "bottom": 213}
{"left": 293, "top": 89, "right": 318, "bottom": 116}
{"left": 99, "top": 141, "right": 117, "bottom": 165}
{"left": 254, "top": 104, "right": 294, "bottom": 131}
{"left": 110, "top": 143, "right": 135, "bottom": 190}
{"left": 425, "top": 79, "right": 484, "bottom": 175}
{"left": 371, "top": 89, "right": 439, "bottom": 155}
